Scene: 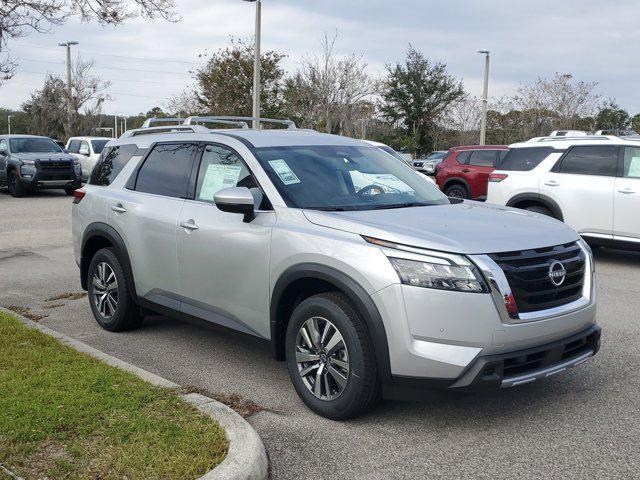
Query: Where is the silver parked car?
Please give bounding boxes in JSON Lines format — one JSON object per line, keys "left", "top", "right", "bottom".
{"left": 72, "top": 117, "right": 600, "bottom": 419}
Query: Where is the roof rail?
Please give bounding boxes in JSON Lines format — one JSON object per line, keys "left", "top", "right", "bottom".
{"left": 531, "top": 135, "right": 611, "bottom": 143}
{"left": 120, "top": 125, "right": 210, "bottom": 138}
{"left": 141, "top": 117, "right": 185, "bottom": 128}
{"left": 183, "top": 116, "right": 250, "bottom": 129}
{"left": 187, "top": 116, "right": 297, "bottom": 130}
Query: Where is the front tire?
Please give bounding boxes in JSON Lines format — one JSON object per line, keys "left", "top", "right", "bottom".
{"left": 285, "top": 292, "right": 380, "bottom": 420}
{"left": 8, "top": 171, "right": 27, "bottom": 197}
{"left": 87, "top": 247, "right": 141, "bottom": 332}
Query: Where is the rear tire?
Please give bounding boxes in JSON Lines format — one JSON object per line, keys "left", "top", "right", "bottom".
{"left": 445, "top": 184, "right": 469, "bottom": 199}
{"left": 285, "top": 292, "right": 380, "bottom": 420}
{"left": 525, "top": 205, "right": 554, "bottom": 218}
{"left": 8, "top": 171, "right": 27, "bottom": 197}
{"left": 87, "top": 247, "right": 142, "bottom": 332}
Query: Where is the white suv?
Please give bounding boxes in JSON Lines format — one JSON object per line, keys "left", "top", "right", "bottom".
{"left": 66, "top": 137, "right": 112, "bottom": 181}
{"left": 487, "top": 135, "right": 640, "bottom": 248}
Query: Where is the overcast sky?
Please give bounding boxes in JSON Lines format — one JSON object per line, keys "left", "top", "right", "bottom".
{"left": 1, "top": 0, "right": 639, "bottom": 116}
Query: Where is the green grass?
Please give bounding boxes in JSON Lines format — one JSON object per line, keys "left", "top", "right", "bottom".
{"left": 0, "top": 312, "right": 227, "bottom": 480}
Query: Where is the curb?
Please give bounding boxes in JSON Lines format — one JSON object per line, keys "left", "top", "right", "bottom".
{"left": 1, "top": 307, "right": 269, "bottom": 480}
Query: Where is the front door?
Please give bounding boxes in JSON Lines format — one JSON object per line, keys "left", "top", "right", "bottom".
{"left": 538, "top": 145, "right": 617, "bottom": 236}
{"left": 614, "top": 146, "right": 640, "bottom": 240}
{"left": 177, "top": 143, "right": 275, "bottom": 339}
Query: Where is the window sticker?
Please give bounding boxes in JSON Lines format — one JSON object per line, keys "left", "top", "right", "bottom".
{"left": 198, "top": 163, "right": 243, "bottom": 201}
{"left": 268, "top": 159, "right": 301, "bottom": 185}
{"left": 628, "top": 157, "right": 640, "bottom": 178}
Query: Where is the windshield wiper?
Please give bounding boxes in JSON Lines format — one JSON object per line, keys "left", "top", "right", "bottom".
{"left": 371, "top": 202, "right": 431, "bottom": 210}
{"left": 306, "top": 206, "right": 357, "bottom": 211}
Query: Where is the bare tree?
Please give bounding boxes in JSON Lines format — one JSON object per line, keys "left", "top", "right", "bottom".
{"left": 0, "top": 0, "right": 177, "bottom": 82}
{"left": 513, "top": 73, "right": 600, "bottom": 130}
{"left": 22, "top": 55, "right": 110, "bottom": 138}
{"left": 283, "top": 33, "right": 376, "bottom": 135}
{"left": 440, "top": 94, "right": 482, "bottom": 146}
{"left": 166, "top": 88, "right": 202, "bottom": 118}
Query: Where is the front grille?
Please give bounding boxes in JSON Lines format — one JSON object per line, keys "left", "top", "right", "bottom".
{"left": 489, "top": 242, "right": 585, "bottom": 313}
{"left": 414, "top": 162, "right": 424, "bottom": 167}
{"left": 38, "top": 160, "right": 72, "bottom": 171}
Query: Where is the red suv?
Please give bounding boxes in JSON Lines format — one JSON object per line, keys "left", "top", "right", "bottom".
{"left": 435, "top": 145, "right": 509, "bottom": 200}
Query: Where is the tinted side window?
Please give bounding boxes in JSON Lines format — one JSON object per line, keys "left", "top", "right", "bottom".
{"left": 89, "top": 144, "right": 138, "bottom": 186}
{"left": 558, "top": 146, "right": 619, "bottom": 176}
{"left": 468, "top": 150, "right": 497, "bottom": 167}
{"left": 135, "top": 143, "right": 198, "bottom": 198}
{"left": 195, "top": 144, "right": 269, "bottom": 209}
{"left": 455, "top": 151, "right": 472, "bottom": 164}
{"left": 499, "top": 147, "right": 554, "bottom": 171}
{"left": 68, "top": 140, "right": 81, "bottom": 153}
{"left": 623, "top": 146, "right": 640, "bottom": 179}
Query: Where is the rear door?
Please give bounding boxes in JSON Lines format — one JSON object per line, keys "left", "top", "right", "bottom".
{"left": 539, "top": 145, "right": 618, "bottom": 235}
{"left": 107, "top": 142, "right": 199, "bottom": 307}
{"left": 613, "top": 146, "right": 640, "bottom": 240}
{"left": 466, "top": 149, "right": 499, "bottom": 199}
{"left": 176, "top": 143, "right": 275, "bottom": 339}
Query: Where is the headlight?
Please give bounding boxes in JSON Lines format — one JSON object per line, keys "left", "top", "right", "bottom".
{"left": 389, "top": 257, "right": 488, "bottom": 293}
{"left": 424, "top": 162, "right": 435, "bottom": 173}
{"left": 21, "top": 159, "right": 36, "bottom": 166}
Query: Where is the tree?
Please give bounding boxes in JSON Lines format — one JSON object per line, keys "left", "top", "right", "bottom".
{"left": 513, "top": 73, "right": 600, "bottom": 131}
{"left": 381, "top": 46, "right": 463, "bottom": 156}
{"left": 195, "top": 38, "right": 286, "bottom": 118}
{"left": 632, "top": 114, "right": 640, "bottom": 134}
{"left": 595, "top": 101, "right": 630, "bottom": 131}
{"left": 282, "top": 33, "right": 376, "bottom": 135}
{"left": 21, "top": 56, "right": 110, "bottom": 139}
{"left": 166, "top": 88, "right": 201, "bottom": 117}
{"left": 0, "top": 0, "right": 177, "bottom": 82}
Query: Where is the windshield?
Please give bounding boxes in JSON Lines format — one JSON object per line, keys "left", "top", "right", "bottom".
{"left": 426, "top": 152, "right": 446, "bottom": 160}
{"left": 254, "top": 145, "right": 449, "bottom": 211}
{"left": 9, "top": 137, "right": 62, "bottom": 154}
{"left": 91, "top": 139, "right": 110, "bottom": 154}
{"left": 378, "top": 145, "right": 408, "bottom": 163}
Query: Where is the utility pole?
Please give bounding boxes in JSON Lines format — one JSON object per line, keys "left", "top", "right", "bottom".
{"left": 59, "top": 41, "right": 79, "bottom": 135}
{"left": 114, "top": 115, "right": 118, "bottom": 138}
{"left": 478, "top": 49, "right": 490, "bottom": 146}
{"left": 243, "top": 0, "right": 261, "bottom": 129}
{"left": 7, "top": 115, "right": 12, "bottom": 135}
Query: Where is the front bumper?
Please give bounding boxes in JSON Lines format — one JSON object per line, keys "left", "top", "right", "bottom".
{"left": 19, "top": 168, "right": 81, "bottom": 189}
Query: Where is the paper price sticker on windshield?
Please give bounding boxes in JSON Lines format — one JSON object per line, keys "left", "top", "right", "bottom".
{"left": 198, "top": 163, "right": 243, "bottom": 201}
{"left": 268, "top": 159, "right": 300, "bottom": 185}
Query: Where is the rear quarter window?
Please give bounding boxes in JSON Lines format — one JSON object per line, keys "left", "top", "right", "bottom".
{"left": 498, "top": 147, "right": 555, "bottom": 171}
{"left": 89, "top": 144, "right": 138, "bottom": 186}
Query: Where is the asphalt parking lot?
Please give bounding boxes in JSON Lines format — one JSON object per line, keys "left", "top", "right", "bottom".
{"left": 1, "top": 191, "right": 639, "bottom": 479}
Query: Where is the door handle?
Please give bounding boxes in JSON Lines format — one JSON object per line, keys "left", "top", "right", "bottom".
{"left": 180, "top": 220, "right": 199, "bottom": 231}
{"left": 618, "top": 188, "right": 636, "bottom": 194}
{"left": 462, "top": 168, "right": 471, "bottom": 173}
{"left": 544, "top": 180, "right": 560, "bottom": 187}
{"left": 110, "top": 204, "right": 127, "bottom": 214}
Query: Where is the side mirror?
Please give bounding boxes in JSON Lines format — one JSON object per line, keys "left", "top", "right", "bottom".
{"left": 0, "top": 147, "right": 6, "bottom": 156}
{"left": 79, "top": 146, "right": 90, "bottom": 156}
{"left": 214, "top": 186, "right": 255, "bottom": 222}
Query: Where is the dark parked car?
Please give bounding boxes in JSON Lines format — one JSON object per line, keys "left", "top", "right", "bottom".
{"left": 0, "top": 135, "right": 82, "bottom": 197}
{"left": 435, "top": 145, "right": 509, "bottom": 200}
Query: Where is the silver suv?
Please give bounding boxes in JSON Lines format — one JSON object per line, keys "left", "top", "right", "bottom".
{"left": 72, "top": 118, "right": 600, "bottom": 419}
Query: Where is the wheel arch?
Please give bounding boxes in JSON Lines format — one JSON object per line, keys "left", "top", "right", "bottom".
{"left": 506, "top": 193, "right": 564, "bottom": 221}
{"left": 80, "top": 222, "right": 137, "bottom": 300}
{"left": 270, "top": 263, "right": 392, "bottom": 384}
{"left": 443, "top": 177, "right": 471, "bottom": 194}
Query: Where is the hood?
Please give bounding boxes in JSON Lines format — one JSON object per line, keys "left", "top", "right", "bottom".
{"left": 303, "top": 201, "right": 580, "bottom": 255}
{"left": 12, "top": 152, "right": 75, "bottom": 162}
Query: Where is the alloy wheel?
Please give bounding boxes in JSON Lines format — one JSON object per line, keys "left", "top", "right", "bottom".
{"left": 92, "top": 262, "right": 118, "bottom": 319}
{"left": 295, "top": 317, "right": 349, "bottom": 401}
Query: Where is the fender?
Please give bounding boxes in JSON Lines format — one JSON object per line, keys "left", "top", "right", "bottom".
{"left": 80, "top": 222, "right": 138, "bottom": 300}
{"left": 271, "top": 263, "right": 393, "bottom": 385}
{"left": 506, "top": 193, "right": 564, "bottom": 221}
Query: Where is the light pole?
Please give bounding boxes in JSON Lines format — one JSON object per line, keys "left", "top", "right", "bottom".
{"left": 7, "top": 115, "right": 12, "bottom": 134}
{"left": 243, "top": 0, "right": 261, "bottom": 129}
{"left": 59, "top": 41, "right": 79, "bottom": 134}
{"left": 478, "top": 49, "right": 490, "bottom": 146}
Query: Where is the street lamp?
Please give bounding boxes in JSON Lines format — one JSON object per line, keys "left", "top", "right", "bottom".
{"left": 7, "top": 115, "right": 13, "bottom": 135}
{"left": 243, "top": 0, "right": 261, "bottom": 129}
{"left": 59, "top": 41, "right": 79, "bottom": 134}
{"left": 478, "top": 49, "right": 490, "bottom": 146}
